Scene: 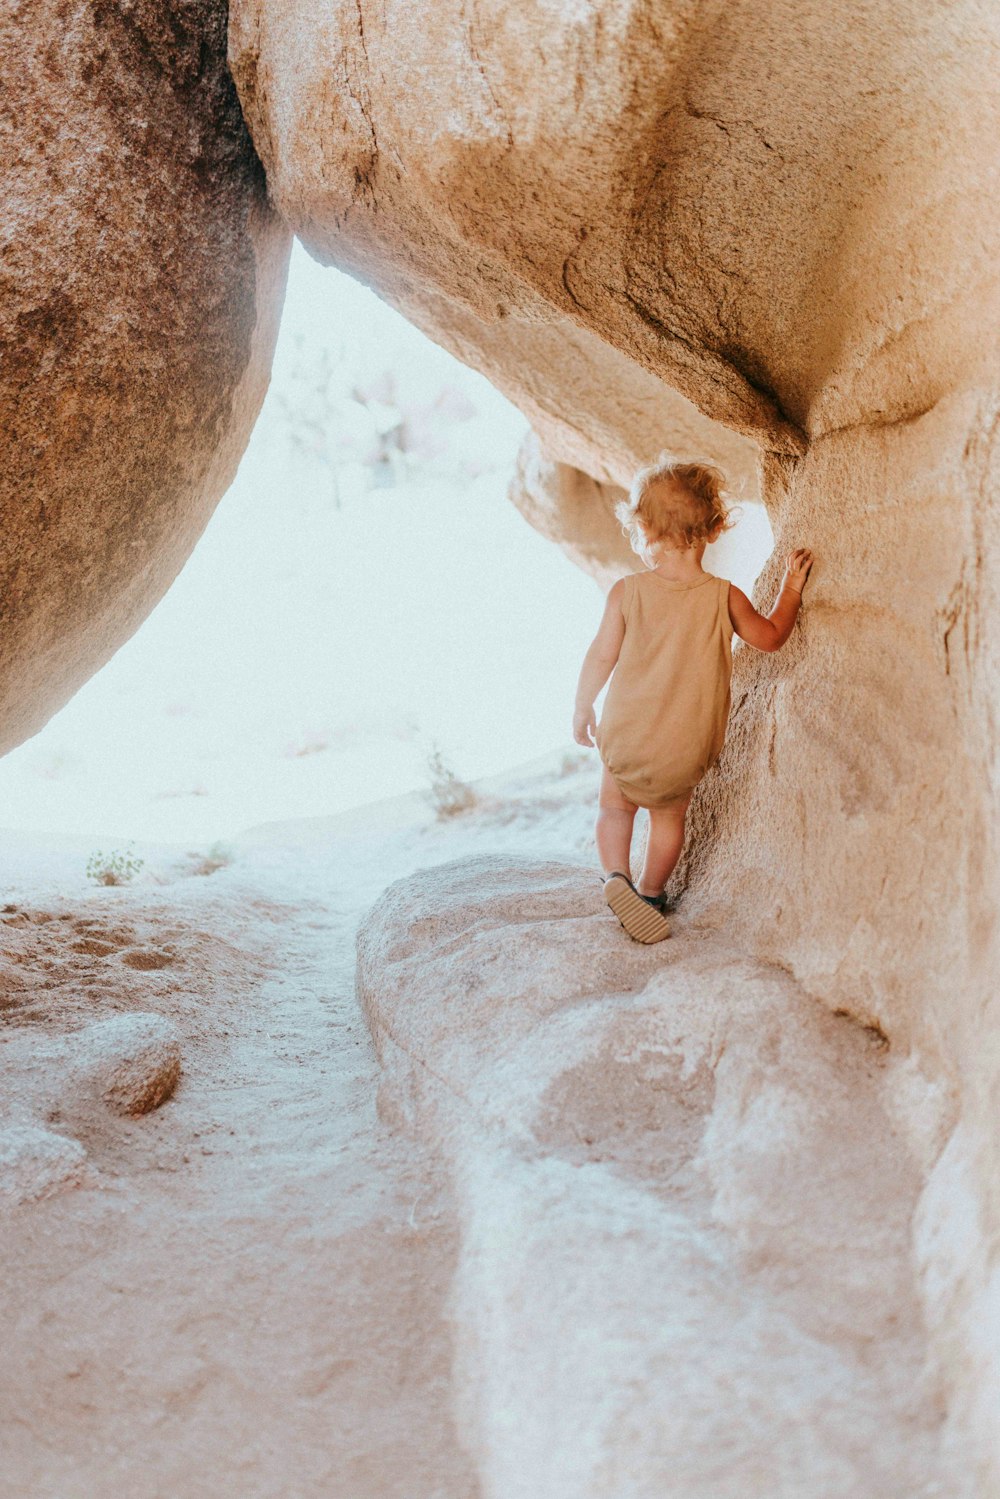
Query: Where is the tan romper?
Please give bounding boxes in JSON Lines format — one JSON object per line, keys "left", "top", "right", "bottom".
{"left": 595, "top": 571, "right": 734, "bottom": 809}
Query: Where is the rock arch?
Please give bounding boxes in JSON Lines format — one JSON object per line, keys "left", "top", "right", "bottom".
{"left": 228, "top": 0, "right": 1000, "bottom": 1480}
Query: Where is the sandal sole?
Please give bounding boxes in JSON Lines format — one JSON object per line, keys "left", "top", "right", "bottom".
{"left": 603, "top": 874, "right": 671, "bottom": 944}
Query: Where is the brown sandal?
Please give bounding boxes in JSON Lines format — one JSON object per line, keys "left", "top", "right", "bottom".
{"left": 601, "top": 871, "right": 671, "bottom": 944}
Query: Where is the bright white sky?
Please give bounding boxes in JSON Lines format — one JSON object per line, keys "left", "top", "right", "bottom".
{"left": 0, "top": 242, "right": 771, "bottom": 850}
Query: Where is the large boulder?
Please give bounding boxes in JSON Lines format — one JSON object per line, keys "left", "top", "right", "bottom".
{"left": 230, "top": 1, "right": 1000, "bottom": 1479}
{"left": 357, "top": 854, "right": 951, "bottom": 1497}
{"left": 229, "top": 0, "right": 997, "bottom": 451}
{"left": 0, "top": 0, "right": 291, "bottom": 753}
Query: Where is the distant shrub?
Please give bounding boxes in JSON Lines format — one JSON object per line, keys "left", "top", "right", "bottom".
{"left": 424, "top": 743, "right": 477, "bottom": 819}
{"left": 188, "top": 841, "right": 234, "bottom": 876}
{"left": 560, "top": 750, "right": 589, "bottom": 776}
{"left": 86, "top": 844, "right": 144, "bottom": 886}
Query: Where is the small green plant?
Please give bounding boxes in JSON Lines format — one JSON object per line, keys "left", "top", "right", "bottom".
{"left": 423, "top": 742, "right": 478, "bottom": 819}
{"left": 85, "top": 844, "right": 144, "bottom": 886}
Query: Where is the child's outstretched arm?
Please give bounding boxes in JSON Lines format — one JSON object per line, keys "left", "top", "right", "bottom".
{"left": 728, "top": 548, "right": 814, "bottom": 651}
{"left": 572, "top": 577, "right": 627, "bottom": 746}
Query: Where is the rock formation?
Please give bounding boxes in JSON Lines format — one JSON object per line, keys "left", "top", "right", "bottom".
{"left": 231, "top": 0, "right": 1000, "bottom": 1484}
{"left": 3, "top": 0, "right": 998, "bottom": 1486}
{"left": 0, "top": 0, "right": 291, "bottom": 755}
{"left": 358, "top": 853, "right": 949, "bottom": 1497}
{"left": 229, "top": 0, "right": 996, "bottom": 445}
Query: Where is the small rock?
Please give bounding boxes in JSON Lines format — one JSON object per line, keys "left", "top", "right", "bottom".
{"left": 0, "top": 1123, "right": 88, "bottom": 1204}
{"left": 71, "top": 1013, "right": 182, "bottom": 1116}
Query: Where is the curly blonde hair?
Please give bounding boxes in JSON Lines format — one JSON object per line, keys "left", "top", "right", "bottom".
{"left": 614, "top": 456, "right": 739, "bottom": 557}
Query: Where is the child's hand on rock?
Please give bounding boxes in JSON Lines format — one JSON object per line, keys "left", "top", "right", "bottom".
{"left": 573, "top": 704, "right": 597, "bottom": 747}
{"left": 784, "top": 548, "right": 814, "bottom": 594}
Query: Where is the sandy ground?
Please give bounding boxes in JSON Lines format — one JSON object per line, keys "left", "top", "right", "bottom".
{"left": 0, "top": 744, "right": 954, "bottom": 1496}
{"left": 0, "top": 748, "right": 599, "bottom": 1499}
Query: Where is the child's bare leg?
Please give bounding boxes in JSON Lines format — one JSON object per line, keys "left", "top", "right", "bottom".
{"left": 636, "top": 794, "right": 692, "bottom": 896}
{"left": 596, "top": 764, "right": 639, "bottom": 877}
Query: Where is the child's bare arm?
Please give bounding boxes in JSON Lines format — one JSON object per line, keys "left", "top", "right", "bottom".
{"left": 572, "top": 578, "right": 627, "bottom": 746}
{"left": 728, "top": 548, "right": 814, "bottom": 652}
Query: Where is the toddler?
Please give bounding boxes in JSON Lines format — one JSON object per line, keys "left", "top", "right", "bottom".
{"left": 573, "top": 457, "right": 813, "bottom": 943}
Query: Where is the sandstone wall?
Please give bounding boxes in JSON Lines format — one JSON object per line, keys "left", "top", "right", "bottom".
{"left": 691, "top": 392, "right": 1000, "bottom": 1484}
{"left": 0, "top": 0, "right": 291, "bottom": 754}
{"left": 229, "top": 0, "right": 1000, "bottom": 1480}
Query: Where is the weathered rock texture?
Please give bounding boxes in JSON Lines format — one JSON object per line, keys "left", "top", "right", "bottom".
{"left": 232, "top": 2, "right": 1000, "bottom": 1482}
{"left": 0, "top": 1124, "right": 91, "bottom": 1206}
{"left": 358, "top": 855, "right": 952, "bottom": 1497}
{"left": 229, "top": 0, "right": 996, "bottom": 464}
{"left": 0, "top": 0, "right": 291, "bottom": 754}
{"left": 69, "top": 1012, "right": 182, "bottom": 1116}
{"left": 228, "top": 0, "right": 774, "bottom": 506}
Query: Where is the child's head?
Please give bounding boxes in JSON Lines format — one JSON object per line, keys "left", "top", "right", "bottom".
{"left": 615, "top": 456, "right": 737, "bottom": 560}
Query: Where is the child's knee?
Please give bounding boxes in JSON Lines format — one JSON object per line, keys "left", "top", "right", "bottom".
{"left": 598, "top": 767, "right": 638, "bottom": 814}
